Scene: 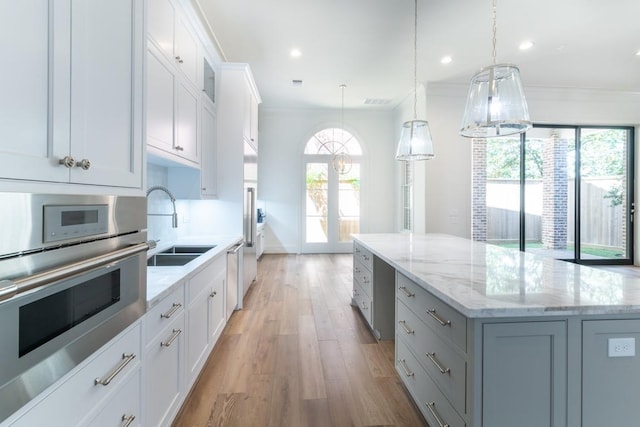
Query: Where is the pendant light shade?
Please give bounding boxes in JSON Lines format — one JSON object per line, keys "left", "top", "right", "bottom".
{"left": 460, "top": 64, "right": 531, "bottom": 138}
{"left": 396, "top": 120, "right": 435, "bottom": 161}
{"left": 460, "top": 0, "right": 532, "bottom": 138}
{"left": 394, "top": 0, "right": 435, "bottom": 161}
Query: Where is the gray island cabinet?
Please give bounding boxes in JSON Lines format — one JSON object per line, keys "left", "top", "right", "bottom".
{"left": 352, "top": 233, "right": 640, "bottom": 427}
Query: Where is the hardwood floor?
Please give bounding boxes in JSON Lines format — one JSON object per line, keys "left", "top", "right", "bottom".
{"left": 173, "top": 254, "right": 427, "bottom": 427}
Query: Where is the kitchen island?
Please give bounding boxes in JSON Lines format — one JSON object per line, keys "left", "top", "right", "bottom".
{"left": 352, "top": 233, "right": 640, "bottom": 427}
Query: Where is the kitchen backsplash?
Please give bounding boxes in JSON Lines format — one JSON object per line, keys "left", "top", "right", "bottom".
{"left": 147, "top": 163, "right": 223, "bottom": 242}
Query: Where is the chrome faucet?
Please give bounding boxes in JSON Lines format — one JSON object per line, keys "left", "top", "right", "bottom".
{"left": 146, "top": 186, "right": 178, "bottom": 228}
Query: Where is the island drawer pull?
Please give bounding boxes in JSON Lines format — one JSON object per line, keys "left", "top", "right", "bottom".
{"left": 425, "top": 401, "right": 449, "bottom": 427}
{"left": 426, "top": 352, "right": 451, "bottom": 374}
{"left": 426, "top": 309, "right": 451, "bottom": 327}
{"left": 121, "top": 414, "right": 136, "bottom": 427}
{"left": 161, "top": 329, "right": 182, "bottom": 347}
{"left": 398, "top": 320, "right": 415, "bottom": 335}
{"left": 398, "top": 286, "right": 415, "bottom": 298}
{"left": 361, "top": 254, "right": 370, "bottom": 261}
{"left": 95, "top": 353, "right": 136, "bottom": 386}
{"left": 398, "top": 359, "right": 414, "bottom": 377}
{"left": 161, "top": 302, "right": 182, "bottom": 319}
{"left": 362, "top": 276, "right": 370, "bottom": 284}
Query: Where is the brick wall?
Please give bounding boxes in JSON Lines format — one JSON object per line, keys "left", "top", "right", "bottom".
{"left": 471, "top": 138, "right": 487, "bottom": 241}
{"left": 541, "top": 133, "right": 568, "bottom": 249}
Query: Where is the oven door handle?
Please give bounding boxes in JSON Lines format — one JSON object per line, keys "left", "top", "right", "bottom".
{"left": 0, "top": 242, "right": 149, "bottom": 303}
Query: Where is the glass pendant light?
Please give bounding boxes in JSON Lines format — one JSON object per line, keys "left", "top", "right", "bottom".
{"left": 395, "top": 0, "right": 435, "bottom": 161}
{"left": 332, "top": 85, "right": 352, "bottom": 174}
{"left": 460, "top": 0, "right": 531, "bottom": 138}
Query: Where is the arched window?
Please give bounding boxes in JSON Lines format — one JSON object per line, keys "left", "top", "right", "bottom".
{"left": 303, "top": 128, "right": 362, "bottom": 253}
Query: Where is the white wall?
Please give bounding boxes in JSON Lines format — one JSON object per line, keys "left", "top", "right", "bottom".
{"left": 259, "top": 108, "right": 396, "bottom": 253}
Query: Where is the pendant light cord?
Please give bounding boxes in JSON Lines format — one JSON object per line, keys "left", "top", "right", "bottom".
{"left": 491, "top": 0, "right": 497, "bottom": 65}
{"left": 413, "top": 0, "right": 418, "bottom": 120}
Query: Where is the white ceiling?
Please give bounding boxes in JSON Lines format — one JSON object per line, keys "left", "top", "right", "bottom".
{"left": 195, "top": 0, "right": 640, "bottom": 110}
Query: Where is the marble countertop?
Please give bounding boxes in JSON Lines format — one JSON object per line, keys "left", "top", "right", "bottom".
{"left": 353, "top": 233, "right": 640, "bottom": 318}
{"left": 146, "top": 235, "right": 242, "bottom": 309}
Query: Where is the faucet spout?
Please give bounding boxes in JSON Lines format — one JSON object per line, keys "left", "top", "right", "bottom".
{"left": 146, "top": 186, "right": 179, "bottom": 228}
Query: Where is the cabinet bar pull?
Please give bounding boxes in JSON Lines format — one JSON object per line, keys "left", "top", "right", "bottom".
{"left": 161, "top": 329, "right": 182, "bottom": 347}
{"left": 210, "top": 290, "right": 217, "bottom": 298}
{"left": 398, "top": 359, "right": 414, "bottom": 377}
{"left": 425, "top": 401, "right": 449, "bottom": 427}
{"left": 426, "top": 309, "right": 451, "bottom": 327}
{"left": 95, "top": 353, "right": 136, "bottom": 386}
{"left": 361, "top": 254, "right": 370, "bottom": 261}
{"left": 398, "top": 320, "right": 415, "bottom": 335}
{"left": 425, "top": 352, "right": 451, "bottom": 375}
{"left": 121, "top": 414, "right": 136, "bottom": 427}
{"left": 362, "top": 276, "right": 370, "bottom": 284}
{"left": 398, "top": 286, "right": 415, "bottom": 298}
{"left": 161, "top": 303, "right": 182, "bottom": 319}
{"left": 354, "top": 267, "right": 360, "bottom": 273}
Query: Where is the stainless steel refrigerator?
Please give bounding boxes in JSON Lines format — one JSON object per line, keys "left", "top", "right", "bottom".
{"left": 240, "top": 140, "right": 257, "bottom": 307}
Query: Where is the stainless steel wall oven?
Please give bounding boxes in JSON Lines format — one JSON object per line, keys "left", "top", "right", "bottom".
{"left": 0, "top": 193, "right": 148, "bottom": 423}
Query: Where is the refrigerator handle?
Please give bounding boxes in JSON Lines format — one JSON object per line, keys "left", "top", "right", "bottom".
{"left": 246, "top": 188, "right": 255, "bottom": 247}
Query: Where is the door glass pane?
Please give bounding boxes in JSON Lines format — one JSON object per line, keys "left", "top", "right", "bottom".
{"left": 579, "top": 128, "right": 629, "bottom": 260}
{"left": 305, "top": 163, "right": 328, "bottom": 243}
{"left": 486, "top": 137, "right": 521, "bottom": 248}
{"left": 338, "top": 164, "right": 360, "bottom": 241}
{"left": 524, "top": 128, "right": 575, "bottom": 258}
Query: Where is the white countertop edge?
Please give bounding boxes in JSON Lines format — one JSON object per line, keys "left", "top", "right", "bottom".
{"left": 146, "top": 235, "right": 243, "bottom": 309}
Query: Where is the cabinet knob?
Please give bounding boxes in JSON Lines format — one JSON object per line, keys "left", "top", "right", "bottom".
{"left": 174, "top": 145, "right": 184, "bottom": 152}
{"left": 210, "top": 291, "right": 217, "bottom": 298}
{"left": 175, "top": 55, "right": 184, "bottom": 64}
{"left": 76, "top": 158, "right": 91, "bottom": 170}
{"left": 59, "top": 156, "right": 75, "bottom": 168}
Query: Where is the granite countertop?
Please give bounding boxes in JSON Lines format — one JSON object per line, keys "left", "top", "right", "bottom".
{"left": 146, "top": 235, "right": 242, "bottom": 309}
{"left": 353, "top": 233, "right": 640, "bottom": 318}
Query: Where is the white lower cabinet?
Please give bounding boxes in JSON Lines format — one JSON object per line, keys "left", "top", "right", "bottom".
{"left": 9, "top": 321, "right": 142, "bottom": 427}
{"left": 186, "top": 255, "right": 226, "bottom": 388}
{"left": 144, "top": 252, "right": 227, "bottom": 426}
{"left": 143, "top": 283, "right": 185, "bottom": 427}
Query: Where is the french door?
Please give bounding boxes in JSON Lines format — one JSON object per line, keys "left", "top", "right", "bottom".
{"left": 481, "top": 125, "right": 634, "bottom": 264}
{"left": 302, "top": 157, "right": 360, "bottom": 253}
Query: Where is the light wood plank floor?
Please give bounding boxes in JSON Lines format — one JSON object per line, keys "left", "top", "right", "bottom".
{"left": 173, "top": 254, "right": 427, "bottom": 427}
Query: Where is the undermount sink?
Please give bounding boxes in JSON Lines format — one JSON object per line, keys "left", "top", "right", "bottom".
{"left": 147, "top": 245, "right": 216, "bottom": 267}
{"left": 159, "top": 245, "right": 216, "bottom": 254}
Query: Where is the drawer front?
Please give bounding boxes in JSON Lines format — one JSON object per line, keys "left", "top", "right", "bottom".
{"left": 396, "top": 338, "right": 466, "bottom": 427}
{"left": 83, "top": 368, "right": 142, "bottom": 427}
{"left": 13, "top": 322, "right": 142, "bottom": 427}
{"left": 354, "top": 281, "right": 372, "bottom": 326}
{"left": 397, "top": 272, "right": 467, "bottom": 351}
{"left": 188, "top": 255, "right": 226, "bottom": 304}
{"left": 145, "top": 284, "right": 185, "bottom": 343}
{"left": 397, "top": 299, "right": 466, "bottom": 413}
{"left": 353, "top": 242, "right": 373, "bottom": 271}
{"left": 354, "top": 261, "right": 373, "bottom": 298}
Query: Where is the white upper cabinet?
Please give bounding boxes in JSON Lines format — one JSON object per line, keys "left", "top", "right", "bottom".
{"left": 0, "top": 0, "right": 144, "bottom": 191}
{"left": 148, "top": 0, "right": 200, "bottom": 88}
{"left": 69, "top": 0, "right": 143, "bottom": 187}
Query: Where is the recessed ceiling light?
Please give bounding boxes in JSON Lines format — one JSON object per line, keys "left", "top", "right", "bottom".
{"left": 519, "top": 40, "right": 534, "bottom": 50}
{"left": 290, "top": 48, "right": 302, "bottom": 58}
{"left": 440, "top": 56, "right": 452, "bottom": 64}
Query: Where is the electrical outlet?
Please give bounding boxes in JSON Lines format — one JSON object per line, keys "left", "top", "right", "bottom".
{"left": 608, "top": 337, "right": 635, "bottom": 357}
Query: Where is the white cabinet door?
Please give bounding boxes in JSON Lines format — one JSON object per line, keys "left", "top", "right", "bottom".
{"left": 145, "top": 312, "right": 184, "bottom": 427}
{"left": 200, "top": 100, "right": 217, "bottom": 197}
{"left": 175, "top": 80, "right": 200, "bottom": 164}
{"left": 84, "top": 369, "right": 142, "bottom": 427}
{"left": 69, "top": 0, "right": 143, "bottom": 188}
{"left": 0, "top": 0, "right": 68, "bottom": 183}
{"left": 147, "top": 47, "right": 176, "bottom": 154}
{"left": 174, "top": 13, "right": 199, "bottom": 86}
{"left": 147, "top": 0, "right": 175, "bottom": 60}
{"left": 0, "top": 0, "right": 143, "bottom": 190}
{"left": 209, "top": 271, "right": 226, "bottom": 344}
{"left": 186, "top": 288, "right": 209, "bottom": 388}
